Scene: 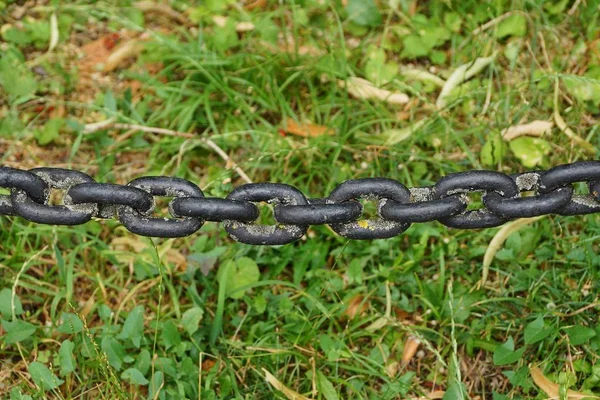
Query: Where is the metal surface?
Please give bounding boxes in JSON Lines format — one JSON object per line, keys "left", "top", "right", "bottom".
{"left": 1, "top": 162, "right": 600, "bottom": 245}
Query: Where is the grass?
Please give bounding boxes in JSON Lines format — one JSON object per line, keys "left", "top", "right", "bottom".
{"left": 2, "top": 0, "right": 600, "bottom": 399}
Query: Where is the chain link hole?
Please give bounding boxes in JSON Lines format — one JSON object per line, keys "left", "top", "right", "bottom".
{"left": 358, "top": 199, "right": 378, "bottom": 220}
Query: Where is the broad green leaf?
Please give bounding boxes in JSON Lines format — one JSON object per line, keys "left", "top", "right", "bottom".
{"left": 212, "top": 19, "right": 238, "bottom": 52}
{"left": 217, "top": 257, "right": 261, "bottom": 299}
{"left": 401, "top": 35, "right": 430, "bottom": 59}
{"left": 493, "top": 337, "right": 526, "bottom": 366}
{"left": 495, "top": 14, "right": 527, "bottom": 39}
{"left": 0, "top": 57, "right": 38, "bottom": 99}
{"left": 181, "top": 307, "right": 204, "bottom": 336}
{"left": 9, "top": 388, "right": 33, "bottom": 400}
{"left": 346, "top": 0, "right": 382, "bottom": 27}
{"left": 58, "top": 340, "right": 76, "bottom": 376}
{"left": 443, "top": 382, "right": 468, "bottom": 400}
{"left": 161, "top": 320, "right": 181, "bottom": 349}
{"left": 0, "top": 288, "right": 23, "bottom": 317}
{"left": 101, "top": 336, "right": 126, "bottom": 371}
{"left": 135, "top": 349, "right": 152, "bottom": 376}
{"left": 564, "top": 75, "right": 600, "bottom": 106}
{"left": 117, "top": 305, "right": 144, "bottom": 348}
{"left": 34, "top": 118, "right": 64, "bottom": 146}
{"left": 565, "top": 326, "right": 597, "bottom": 346}
{"left": 57, "top": 312, "right": 83, "bottom": 334}
{"left": 317, "top": 371, "right": 339, "bottom": 400}
{"left": 524, "top": 316, "right": 553, "bottom": 345}
{"left": 29, "top": 362, "right": 64, "bottom": 391}
{"left": 2, "top": 319, "right": 36, "bottom": 344}
{"left": 365, "top": 47, "right": 397, "bottom": 86}
{"left": 122, "top": 368, "right": 149, "bottom": 385}
{"left": 148, "top": 371, "right": 164, "bottom": 400}
{"left": 480, "top": 133, "right": 506, "bottom": 166}
{"left": 509, "top": 137, "right": 551, "bottom": 168}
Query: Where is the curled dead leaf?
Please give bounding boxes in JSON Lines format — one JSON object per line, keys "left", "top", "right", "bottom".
{"left": 436, "top": 53, "right": 497, "bottom": 109}
{"left": 135, "top": 1, "right": 187, "bottom": 24}
{"left": 283, "top": 118, "right": 333, "bottom": 138}
{"left": 480, "top": 217, "right": 543, "bottom": 289}
{"left": 339, "top": 77, "right": 410, "bottom": 105}
{"left": 409, "top": 391, "right": 446, "bottom": 400}
{"left": 401, "top": 336, "right": 421, "bottom": 366}
{"left": 502, "top": 120, "right": 553, "bottom": 141}
{"left": 245, "top": 0, "right": 267, "bottom": 10}
{"left": 343, "top": 294, "right": 369, "bottom": 320}
{"left": 104, "top": 40, "right": 144, "bottom": 72}
{"left": 530, "top": 366, "right": 599, "bottom": 399}
{"left": 263, "top": 368, "right": 314, "bottom": 400}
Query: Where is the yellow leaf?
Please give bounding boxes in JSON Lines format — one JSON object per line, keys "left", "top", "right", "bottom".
{"left": 502, "top": 120, "right": 554, "bottom": 141}
{"left": 283, "top": 118, "right": 333, "bottom": 138}
{"left": 479, "top": 217, "right": 543, "bottom": 289}
{"left": 530, "top": 366, "right": 599, "bottom": 399}
{"left": 263, "top": 369, "right": 314, "bottom": 400}
{"left": 339, "top": 77, "right": 409, "bottom": 104}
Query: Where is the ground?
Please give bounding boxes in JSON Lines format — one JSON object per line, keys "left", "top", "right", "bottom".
{"left": 1, "top": 0, "right": 600, "bottom": 399}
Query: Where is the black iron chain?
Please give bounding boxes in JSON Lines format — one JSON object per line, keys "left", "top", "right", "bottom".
{"left": 1, "top": 162, "right": 600, "bottom": 245}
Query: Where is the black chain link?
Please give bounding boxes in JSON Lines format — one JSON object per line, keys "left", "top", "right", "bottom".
{"left": 1, "top": 161, "right": 600, "bottom": 245}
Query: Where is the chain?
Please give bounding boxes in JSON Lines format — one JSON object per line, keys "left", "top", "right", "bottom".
{"left": 1, "top": 162, "right": 600, "bottom": 245}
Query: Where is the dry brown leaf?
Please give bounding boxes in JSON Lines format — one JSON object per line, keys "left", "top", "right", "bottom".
{"left": 104, "top": 40, "right": 144, "bottom": 72}
{"left": 245, "top": 0, "right": 267, "bottom": 10}
{"left": 135, "top": 1, "right": 187, "bottom": 24}
{"left": 201, "top": 359, "right": 216, "bottom": 371}
{"left": 502, "top": 120, "right": 554, "bottom": 141}
{"left": 263, "top": 368, "right": 314, "bottom": 400}
{"left": 386, "top": 361, "right": 399, "bottom": 378}
{"left": 283, "top": 118, "right": 333, "bottom": 138}
{"left": 530, "top": 366, "right": 599, "bottom": 399}
{"left": 339, "top": 77, "right": 410, "bottom": 105}
{"left": 401, "top": 336, "right": 421, "bottom": 366}
{"left": 79, "top": 33, "right": 123, "bottom": 73}
{"left": 343, "top": 294, "right": 369, "bottom": 319}
{"left": 409, "top": 391, "right": 445, "bottom": 400}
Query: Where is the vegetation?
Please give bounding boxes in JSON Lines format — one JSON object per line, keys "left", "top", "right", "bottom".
{"left": 2, "top": 0, "right": 600, "bottom": 399}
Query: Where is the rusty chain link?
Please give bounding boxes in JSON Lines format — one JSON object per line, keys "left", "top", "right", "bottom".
{"left": 1, "top": 162, "right": 600, "bottom": 245}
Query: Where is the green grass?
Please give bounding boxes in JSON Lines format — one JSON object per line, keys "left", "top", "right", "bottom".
{"left": 2, "top": 0, "right": 600, "bottom": 399}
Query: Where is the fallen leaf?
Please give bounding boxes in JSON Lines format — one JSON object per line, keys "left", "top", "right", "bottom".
{"left": 245, "top": 0, "right": 267, "bottom": 10}
{"left": 401, "top": 68, "right": 446, "bottom": 87}
{"left": 436, "top": 53, "right": 497, "bottom": 109}
{"left": 134, "top": 1, "right": 187, "bottom": 24}
{"left": 48, "top": 13, "right": 59, "bottom": 52}
{"left": 480, "top": 217, "right": 543, "bottom": 288}
{"left": 553, "top": 79, "right": 596, "bottom": 154}
{"left": 104, "top": 40, "right": 144, "bottom": 72}
{"left": 283, "top": 118, "right": 333, "bottom": 138}
{"left": 263, "top": 368, "right": 314, "bottom": 400}
{"left": 212, "top": 16, "right": 255, "bottom": 32}
{"left": 409, "top": 391, "right": 446, "bottom": 400}
{"left": 339, "top": 77, "right": 410, "bottom": 105}
{"left": 384, "top": 120, "right": 426, "bottom": 145}
{"left": 343, "top": 295, "right": 369, "bottom": 319}
{"left": 502, "top": 120, "right": 553, "bottom": 141}
{"left": 365, "top": 316, "right": 389, "bottom": 332}
{"left": 201, "top": 359, "right": 216, "bottom": 371}
{"left": 401, "top": 336, "right": 421, "bottom": 365}
{"left": 530, "top": 366, "right": 599, "bottom": 399}
{"left": 386, "top": 360, "right": 399, "bottom": 378}
{"left": 79, "top": 33, "right": 123, "bottom": 73}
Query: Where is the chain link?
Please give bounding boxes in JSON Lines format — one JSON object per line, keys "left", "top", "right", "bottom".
{"left": 1, "top": 162, "right": 600, "bottom": 245}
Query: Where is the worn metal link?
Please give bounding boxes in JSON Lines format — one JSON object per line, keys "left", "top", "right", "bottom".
{"left": 1, "top": 161, "right": 600, "bottom": 244}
